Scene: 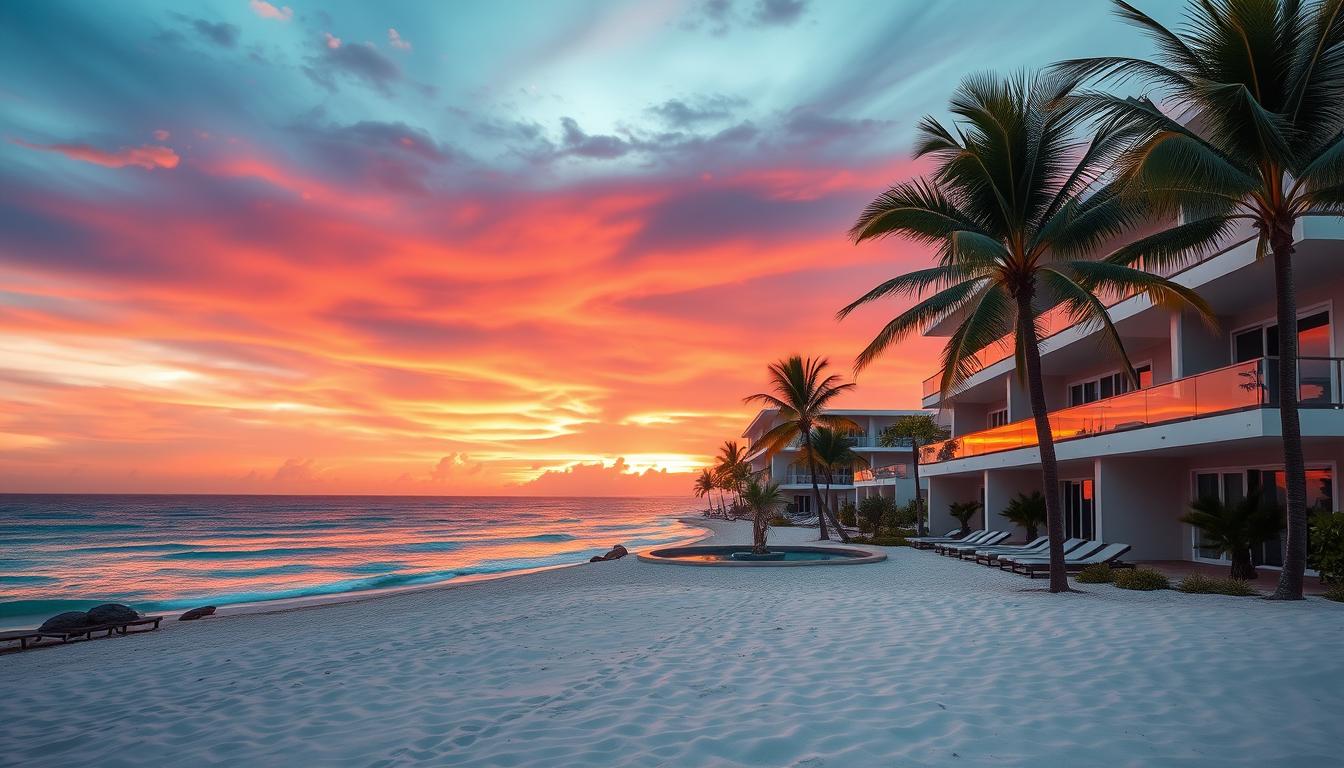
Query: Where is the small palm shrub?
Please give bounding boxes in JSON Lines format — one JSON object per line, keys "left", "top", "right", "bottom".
{"left": 1178, "top": 574, "right": 1258, "bottom": 597}
{"left": 1179, "top": 491, "right": 1281, "bottom": 580}
{"left": 1112, "top": 568, "right": 1169, "bottom": 591}
{"left": 1324, "top": 584, "right": 1344, "bottom": 603}
{"left": 1075, "top": 563, "right": 1114, "bottom": 584}
{"left": 859, "top": 495, "right": 895, "bottom": 538}
{"left": 839, "top": 501, "right": 858, "bottom": 528}
{"left": 1308, "top": 511, "right": 1344, "bottom": 585}
{"left": 948, "top": 500, "right": 982, "bottom": 536}
{"left": 1000, "top": 491, "right": 1047, "bottom": 540}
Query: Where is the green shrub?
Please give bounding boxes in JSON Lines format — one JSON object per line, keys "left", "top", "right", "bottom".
{"left": 1075, "top": 563, "right": 1114, "bottom": 584}
{"left": 851, "top": 535, "right": 909, "bottom": 547}
{"left": 1112, "top": 568, "right": 1170, "bottom": 591}
{"left": 1177, "top": 573, "right": 1258, "bottom": 596}
{"left": 892, "top": 500, "right": 920, "bottom": 530}
{"left": 891, "top": 527, "right": 917, "bottom": 538}
{"left": 1308, "top": 510, "right": 1344, "bottom": 584}
{"left": 768, "top": 515, "right": 792, "bottom": 527}
{"left": 839, "top": 501, "right": 858, "bottom": 528}
{"left": 858, "top": 495, "right": 895, "bottom": 537}
{"left": 1324, "top": 583, "right": 1344, "bottom": 603}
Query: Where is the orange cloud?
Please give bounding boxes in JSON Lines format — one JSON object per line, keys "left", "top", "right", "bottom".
{"left": 13, "top": 138, "right": 179, "bottom": 170}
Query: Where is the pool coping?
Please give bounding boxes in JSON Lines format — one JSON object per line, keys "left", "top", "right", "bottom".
{"left": 637, "top": 545, "right": 887, "bottom": 567}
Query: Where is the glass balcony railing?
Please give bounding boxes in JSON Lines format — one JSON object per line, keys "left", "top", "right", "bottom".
{"left": 854, "top": 463, "right": 910, "bottom": 483}
{"left": 781, "top": 471, "right": 855, "bottom": 486}
{"left": 920, "top": 356, "right": 1344, "bottom": 464}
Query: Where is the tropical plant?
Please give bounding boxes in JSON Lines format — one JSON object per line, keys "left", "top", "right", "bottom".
{"left": 692, "top": 468, "right": 716, "bottom": 514}
{"left": 796, "top": 426, "right": 868, "bottom": 530}
{"left": 858, "top": 494, "right": 896, "bottom": 537}
{"left": 1180, "top": 491, "right": 1283, "bottom": 580}
{"left": 1178, "top": 573, "right": 1259, "bottom": 596}
{"left": 1076, "top": 563, "right": 1115, "bottom": 584}
{"left": 1308, "top": 510, "right": 1344, "bottom": 584}
{"left": 714, "top": 440, "right": 752, "bottom": 512}
{"left": 838, "top": 500, "right": 858, "bottom": 528}
{"left": 1112, "top": 568, "right": 1171, "bottom": 591}
{"left": 878, "top": 415, "right": 947, "bottom": 535}
{"left": 1055, "top": 0, "right": 1344, "bottom": 599}
{"left": 744, "top": 356, "right": 858, "bottom": 542}
{"left": 948, "top": 500, "right": 983, "bottom": 537}
{"left": 1000, "top": 491, "right": 1048, "bottom": 540}
{"left": 741, "top": 477, "right": 785, "bottom": 554}
{"left": 841, "top": 72, "right": 1214, "bottom": 592}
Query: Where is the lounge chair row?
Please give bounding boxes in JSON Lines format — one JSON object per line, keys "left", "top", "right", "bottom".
{"left": 0, "top": 616, "right": 163, "bottom": 652}
{"left": 917, "top": 530, "right": 1134, "bottom": 578}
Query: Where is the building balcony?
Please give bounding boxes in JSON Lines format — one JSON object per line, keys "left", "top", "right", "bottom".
{"left": 778, "top": 471, "right": 855, "bottom": 487}
{"left": 854, "top": 463, "right": 910, "bottom": 484}
{"left": 921, "top": 357, "right": 1344, "bottom": 466}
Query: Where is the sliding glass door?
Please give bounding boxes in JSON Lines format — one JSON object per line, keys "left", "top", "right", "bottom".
{"left": 1060, "top": 479, "right": 1094, "bottom": 540}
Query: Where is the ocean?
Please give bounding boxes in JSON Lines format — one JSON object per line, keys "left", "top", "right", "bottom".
{"left": 0, "top": 494, "right": 705, "bottom": 630}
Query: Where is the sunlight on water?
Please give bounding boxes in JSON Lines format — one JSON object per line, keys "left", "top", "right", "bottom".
{"left": 0, "top": 495, "right": 702, "bottom": 629}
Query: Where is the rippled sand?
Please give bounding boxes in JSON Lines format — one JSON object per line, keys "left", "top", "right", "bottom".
{"left": 2, "top": 521, "right": 1340, "bottom": 767}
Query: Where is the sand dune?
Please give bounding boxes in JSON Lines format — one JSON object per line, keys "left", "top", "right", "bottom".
{"left": 2, "top": 521, "right": 1341, "bottom": 767}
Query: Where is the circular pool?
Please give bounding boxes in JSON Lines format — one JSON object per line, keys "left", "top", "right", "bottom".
{"left": 638, "top": 545, "right": 885, "bottom": 567}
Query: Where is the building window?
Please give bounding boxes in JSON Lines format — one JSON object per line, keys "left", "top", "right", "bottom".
{"left": 988, "top": 408, "right": 1009, "bottom": 428}
{"left": 1233, "top": 309, "right": 1332, "bottom": 405}
{"left": 1060, "top": 479, "right": 1094, "bottom": 540}
{"left": 1191, "top": 466, "right": 1335, "bottom": 566}
{"left": 1068, "top": 365, "right": 1151, "bottom": 407}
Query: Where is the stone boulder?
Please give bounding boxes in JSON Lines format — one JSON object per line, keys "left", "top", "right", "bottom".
{"left": 178, "top": 605, "right": 217, "bottom": 621}
{"left": 588, "top": 555, "right": 605, "bottom": 563}
{"left": 603, "top": 544, "right": 629, "bottom": 560}
{"left": 87, "top": 603, "right": 139, "bottom": 624}
{"left": 39, "top": 611, "right": 90, "bottom": 631}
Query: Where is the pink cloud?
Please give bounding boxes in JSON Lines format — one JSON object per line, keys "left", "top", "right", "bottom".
{"left": 249, "top": 0, "right": 293, "bottom": 21}
{"left": 517, "top": 458, "right": 693, "bottom": 497}
{"left": 12, "top": 138, "right": 179, "bottom": 170}
{"left": 388, "top": 28, "right": 411, "bottom": 51}
{"left": 324, "top": 32, "right": 342, "bottom": 49}
{"left": 152, "top": 129, "right": 170, "bottom": 141}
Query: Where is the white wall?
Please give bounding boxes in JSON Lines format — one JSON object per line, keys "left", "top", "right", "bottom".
{"left": 983, "top": 470, "right": 1043, "bottom": 541}
{"left": 928, "top": 475, "right": 983, "bottom": 534}
{"left": 1095, "top": 457, "right": 1188, "bottom": 560}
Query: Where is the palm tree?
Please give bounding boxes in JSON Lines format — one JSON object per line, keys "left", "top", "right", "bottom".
{"left": 714, "top": 440, "right": 751, "bottom": 512}
{"left": 741, "top": 477, "right": 785, "bottom": 554}
{"left": 948, "top": 500, "right": 983, "bottom": 537}
{"left": 744, "top": 356, "right": 858, "bottom": 542}
{"left": 693, "top": 468, "right": 716, "bottom": 514}
{"left": 841, "top": 72, "right": 1214, "bottom": 592}
{"left": 1181, "top": 490, "right": 1283, "bottom": 580}
{"left": 878, "top": 414, "right": 948, "bottom": 535}
{"left": 795, "top": 427, "right": 869, "bottom": 530}
{"left": 1001, "top": 491, "right": 1048, "bottom": 541}
{"left": 1054, "top": 0, "right": 1344, "bottom": 600}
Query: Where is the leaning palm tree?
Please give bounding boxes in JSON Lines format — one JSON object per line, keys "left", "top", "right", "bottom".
{"left": 714, "top": 440, "right": 750, "bottom": 511}
{"left": 741, "top": 477, "right": 785, "bottom": 554}
{"left": 879, "top": 415, "right": 948, "bottom": 535}
{"left": 795, "top": 427, "right": 869, "bottom": 531}
{"left": 744, "top": 356, "right": 859, "bottom": 542}
{"left": 1054, "top": 0, "right": 1344, "bottom": 600}
{"left": 1181, "top": 490, "right": 1283, "bottom": 580}
{"left": 693, "top": 468, "right": 716, "bottom": 514}
{"left": 841, "top": 72, "right": 1215, "bottom": 592}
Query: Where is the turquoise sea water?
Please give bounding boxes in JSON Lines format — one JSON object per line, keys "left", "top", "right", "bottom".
{"left": 0, "top": 495, "right": 703, "bottom": 629}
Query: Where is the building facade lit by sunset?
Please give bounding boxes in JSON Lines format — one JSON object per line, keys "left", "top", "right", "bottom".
{"left": 918, "top": 218, "right": 1344, "bottom": 569}
{"left": 742, "top": 408, "right": 926, "bottom": 516}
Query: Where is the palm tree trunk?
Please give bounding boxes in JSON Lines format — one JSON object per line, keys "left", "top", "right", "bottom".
{"left": 801, "top": 429, "right": 850, "bottom": 541}
{"left": 1017, "top": 288, "right": 1069, "bottom": 593}
{"left": 1268, "top": 227, "right": 1307, "bottom": 600}
{"left": 911, "top": 442, "right": 926, "bottom": 536}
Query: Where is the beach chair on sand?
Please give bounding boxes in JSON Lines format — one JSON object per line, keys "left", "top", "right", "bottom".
{"left": 935, "top": 530, "right": 1009, "bottom": 555}
{"left": 905, "top": 528, "right": 962, "bottom": 545}
{"left": 997, "top": 540, "right": 1105, "bottom": 570}
{"left": 910, "top": 529, "right": 990, "bottom": 550}
{"left": 1008, "top": 543, "right": 1133, "bottom": 578}
{"left": 973, "top": 537, "right": 1089, "bottom": 565}
{"left": 959, "top": 535, "right": 1048, "bottom": 561}
{"left": 0, "top": 629, "right": 44, "bottom": 651}
{"left": 27, "top": 616, "right": 163, "bottom": 648}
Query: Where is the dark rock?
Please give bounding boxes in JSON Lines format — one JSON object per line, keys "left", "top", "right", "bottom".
{"left": 589, "top": 555, "right": 605, "bottom": 562}
{"left": 39, "top": 611, "right": 90, "bottom": 631}
{"left": 603, "top": 544, "right": 629, "bottom": 560}
{"left": 178, "top": 605, "right": 217, "bottom": 621}
{"left": 87, "top": 603, "right": 139, "bottom": 624}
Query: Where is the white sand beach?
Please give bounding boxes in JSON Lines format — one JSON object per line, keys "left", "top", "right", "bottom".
{"left": 2, "top": 521, "right": 1341, "bottom": 767}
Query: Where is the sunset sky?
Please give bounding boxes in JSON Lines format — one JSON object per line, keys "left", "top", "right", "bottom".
{"left": 0, "top": 1, "right": 1169, "bottom": 495}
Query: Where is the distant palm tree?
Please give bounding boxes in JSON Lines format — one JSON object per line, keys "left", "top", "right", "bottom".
{"left": 744, "top": 356, "right": 858, "bottom": 542}
{"left": 1000, "top": 491, "right": 1047, "bottom": 541}
{"left": 948, "top": 500, "right": 983, "bottom": 537}
{"left": 1055, "top": 0, "right": 1344, "bottom": 600}
{"left": 841, "top": 72, "right": 1214, "bottom": 592}
{"left": 796, "top": 427, "right": 868, "bottom": 531}
{"left": 693, "top": 468, "right": 716, "bottom": 514}
{"left": 1181, "top": 490, "right": 1284, "bottom": 580}
{"left": 741, "top": 477, "right": 785, "bottom": 554}
{"left": 879, "top": 415, "right": 948, "bottom": 535}
{"left": 714, "top": 440, "right": 751, "bottom": 512}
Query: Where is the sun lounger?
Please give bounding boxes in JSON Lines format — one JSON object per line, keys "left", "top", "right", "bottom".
{"left": 962, "top": 535, "right": 1049, "bottom": 561}
{"left": 975, "top": 537, "right": 1090, "bottom": 564}
{"left": 0, "top": 629, "right": 44, "bottom": 651}
{"left": 1008, "top": 543, "right": 1133, "bottom": 577}
{"left": 998, "top": 539, "right": 1107, "bottom": 569}
{"left": 904, "top": 528, "right": 964, "bottom": 547}
{"left": 935, "top": 530, "right": 1009, "bottom": 555}
{"left": 911, "top": 529, "right": 993, "bottom": 550}
{"left": 26, "top": 616, "right": 164, "bottom": 647}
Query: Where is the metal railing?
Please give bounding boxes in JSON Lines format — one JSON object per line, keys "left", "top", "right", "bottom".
{"left": 780, "top": 471, "right": 855, "bottom": 486}
{"left": 920, "top": 355, "right": 1343, "bottom": 464}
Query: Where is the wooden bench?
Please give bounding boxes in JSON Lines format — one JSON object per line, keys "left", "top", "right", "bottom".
{"left": 0, "top": 629, "right": 44, "bottom": 651}
{"left": 18, "top": 616, "right": 165, "bottom": 648}
{"left": 115, "top": 616, "right": 163, "bottom": 635}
